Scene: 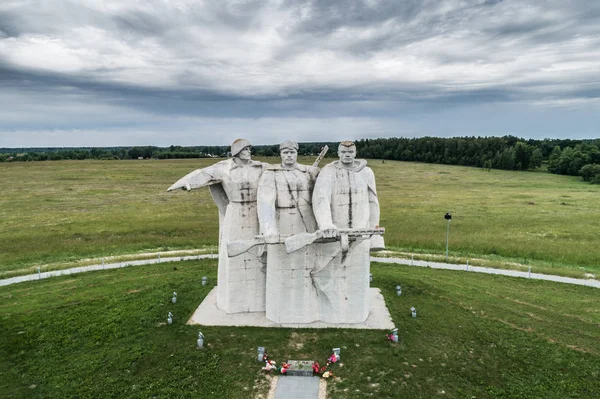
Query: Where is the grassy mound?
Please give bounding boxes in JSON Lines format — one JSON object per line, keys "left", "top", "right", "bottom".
{"left": 1, "top": 260, "right": 598, "bottom": 398}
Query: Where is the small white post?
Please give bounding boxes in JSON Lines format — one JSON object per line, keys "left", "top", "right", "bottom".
{"left": 38, "top": 266, "right": 41, "bottom": 279}
{"left": 466, "top": 259, "right": 469, "bottom": 271}
{"left": 158, "top": 253, "right": 161, "bottom": 263}
{"left": 102, "top": 258, "right": 105, "bottom": 270}
{"left": 411, "top": 254, "right": 414, "bottom": 266}
{"left": 528, "top": 266, "right": 531, "bottom": 279}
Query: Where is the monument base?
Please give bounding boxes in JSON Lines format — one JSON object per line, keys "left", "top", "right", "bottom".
{"left": 187, "top": 287, "right": 395, "bottom": 330}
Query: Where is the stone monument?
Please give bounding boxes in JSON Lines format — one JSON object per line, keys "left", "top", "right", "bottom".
{"left": 309, "top": 141, "right": 385, "bottom": 323}
{"left": 170, "top": 139, "right": 386, "bottom": 326}
{"left": 168, "top": 139, "right": 267, "bottom": 313}
{"left": 256, "top": 140, "right": 321, "bottom": 323}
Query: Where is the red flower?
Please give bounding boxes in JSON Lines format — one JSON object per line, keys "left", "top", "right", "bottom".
{"left": 312, "top": 362, "right": 320, "bottom": 373}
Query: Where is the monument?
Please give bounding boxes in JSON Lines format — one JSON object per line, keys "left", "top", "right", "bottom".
{"left": 167, "top": 139, "right": 268, "bottom": 313}
{"left": 169, "top": 139, "right": 388, "bottom": 327}
{"left": 256, "top": 140, "right": 320, "bottom": 323}
{"left": 310, "top": 141, "right": 385, "bottom": 323}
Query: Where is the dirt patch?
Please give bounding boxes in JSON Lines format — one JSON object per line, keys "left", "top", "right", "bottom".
{"left": 265, "top": 375, "right": 278, "bottom": 399}
{"left": 525, "top": 312, "right": 543, "bottom": 321}
{"left": 496, "top": 318, "right": 535, "bottom": 333}
{"left": 288, "top": 332, "right": 318, "bottom": 351}
{"left": 504, "top": 297, "right": 547, "bottom": 311}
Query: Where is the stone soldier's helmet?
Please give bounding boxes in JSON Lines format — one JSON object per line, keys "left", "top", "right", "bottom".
{"left": 231, "top": 138, "right": 252, "bottom": 156}
{"left": 279, "top": 140, "right": 299, "bottom": 151}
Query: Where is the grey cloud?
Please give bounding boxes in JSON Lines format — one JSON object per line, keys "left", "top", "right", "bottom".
{"left": 1, "top": 0, "right": 599, "bottom": 147}
{"left": 111, "top": 11, "right": 169, "bottom": 38}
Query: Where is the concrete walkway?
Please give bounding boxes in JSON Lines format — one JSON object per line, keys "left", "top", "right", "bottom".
{"left": 371, "top": 257, "right": 600, "bottom": 289}
{"left": 274, "top": 376, "right": 322, "bottom": 399}
{"left": 1, "top": 252, "right": 598, "bottom": 289}
{"left": 0, "top": 254, "right": 217, "bottom": 287}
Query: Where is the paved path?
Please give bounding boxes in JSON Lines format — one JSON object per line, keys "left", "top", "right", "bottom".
{"left": 0, "top": 254, "right": 217, "bottom": 287}
{"left": 1, "top": 253, "right": 598, "bottom": 289}
{"left": 274, "top": 376, "right": 321, "bottom": 399}
{"left": 371, "top": 257, "right": 600, "bottom": 289}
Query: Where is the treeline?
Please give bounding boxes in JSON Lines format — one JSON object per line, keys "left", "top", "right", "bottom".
{"left": 547, "top": 143, "right": 600, "bottom": 183}
{"left": 0, "top": 143, "right": 336, "bottom": 162}
{"left": 354, "top": 136, "right": 600, "bottom": 184}
{"left": 2, "top": 137, "right": 599, "bottom": 183}
{"left": 0, "top": 146, "right": 224, "bottom": 161}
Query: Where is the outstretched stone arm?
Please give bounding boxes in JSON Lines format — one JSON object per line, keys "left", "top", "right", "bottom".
{"left": 167, "top": 164, "right": 222, "bottom": 192}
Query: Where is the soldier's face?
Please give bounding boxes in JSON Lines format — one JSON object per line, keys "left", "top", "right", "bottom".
{"left": 281, "top": 148, "right": 298, "bottom": 166}
{"left": 238, "top": 146, "right": 252, "bottom": 160}
{"left": 338, "top": 146, "right": 356, "bottom": 165}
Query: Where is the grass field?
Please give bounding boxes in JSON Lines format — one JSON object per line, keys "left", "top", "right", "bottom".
{"left": 1, "top": 158, "right": 600, "bottom": 277}
{"left": 1, "top": 259, "right": 598, "bottom": 398}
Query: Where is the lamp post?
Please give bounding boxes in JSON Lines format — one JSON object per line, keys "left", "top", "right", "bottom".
{"left": 444, "top": 212, "right": 452, "bottom": 261}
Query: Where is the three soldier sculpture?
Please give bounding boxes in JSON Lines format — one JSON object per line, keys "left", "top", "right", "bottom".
{"left": 168, "top": 139, "right": 384, "bottom": 324}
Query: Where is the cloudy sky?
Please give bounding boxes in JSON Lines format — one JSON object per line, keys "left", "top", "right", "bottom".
{"left": 1, "top": 0, "right": 599, "bottom": 147}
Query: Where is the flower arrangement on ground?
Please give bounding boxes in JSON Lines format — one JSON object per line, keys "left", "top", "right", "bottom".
{"left": 260, "top": 350, "right": 340, "bottom": 378}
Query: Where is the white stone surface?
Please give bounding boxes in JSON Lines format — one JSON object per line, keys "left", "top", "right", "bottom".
{"left": 257, "top": 142, "right": 322, "bottom": 323}
{"left": 168, "top": 141, "right": 268, "bottom": 313}
{"left": 187, "top": 287, "right": 395, "bottom": 330}
{"left": 308, "top": 142, "right": 384, "bottom": 323}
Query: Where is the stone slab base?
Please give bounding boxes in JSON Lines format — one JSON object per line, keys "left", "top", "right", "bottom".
{"left": 187, "top": 287, "right": 395, "bottom": 330}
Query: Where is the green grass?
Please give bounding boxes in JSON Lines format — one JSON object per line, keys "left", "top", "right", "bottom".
{"left": 1, "top": 260, "right": 598, "bottom": 398}
{"left": 1, "top": 159, "right": 600, "bottom": 277}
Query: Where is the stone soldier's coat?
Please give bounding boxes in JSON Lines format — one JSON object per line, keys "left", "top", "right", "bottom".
{"left": 311, "top": 159, "right": 382, "bottom": 323}
{"left": 257, "top": 163, "right": 320, "bottom": 323}
{"left": 170, "top": 158, "right": 267, "bottom": 313}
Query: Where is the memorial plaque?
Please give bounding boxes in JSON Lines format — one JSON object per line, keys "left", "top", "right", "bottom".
{"left": 286, "top": 360, "right": 314, "bottom": 377}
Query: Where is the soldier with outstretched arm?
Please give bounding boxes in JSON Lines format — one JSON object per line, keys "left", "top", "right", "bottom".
{"left": 167, "top": 139, "right": 268, "bottom": 314}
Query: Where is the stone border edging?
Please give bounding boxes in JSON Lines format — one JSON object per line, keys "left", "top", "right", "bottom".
{"left": 1, "top": 253, "right": 598, "bottom": 289}
{"left": 0, "top": 254, "right": 217, "bottom": 287}
{"left": 371, "top": 257, "right": 600, "bottom": 288}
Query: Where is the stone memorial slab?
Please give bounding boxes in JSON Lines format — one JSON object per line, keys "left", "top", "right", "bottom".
{"left": 286, "top": 360, "right": 314, "bottom": 377}
{"left": 274, "top": 376, "right": 320, "bottom": 399}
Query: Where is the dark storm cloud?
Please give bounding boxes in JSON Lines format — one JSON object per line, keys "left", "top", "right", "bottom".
{"left": 0, "top": 0, "right": 599, "bottom": 146}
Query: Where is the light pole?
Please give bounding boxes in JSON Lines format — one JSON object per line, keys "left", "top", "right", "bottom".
{"left": 444, "top": 212, "right": 452, "bottom": 261}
